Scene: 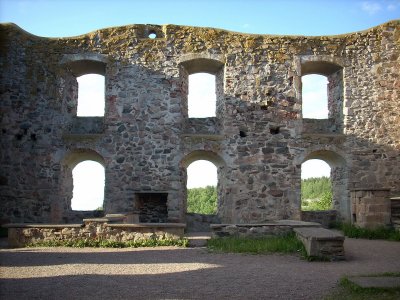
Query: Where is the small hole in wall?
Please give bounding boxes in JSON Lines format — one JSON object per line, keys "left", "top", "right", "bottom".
{"left": 148, "top": 32, "right": 157, "bottom": 39}
{"left": 239, "top": 131, "right": 247, "bottom": 138}
{"left": 270, "top": 126, "right": 280, "bottom": 135}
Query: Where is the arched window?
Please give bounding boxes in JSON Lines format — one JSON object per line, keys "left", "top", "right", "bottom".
{"left": 77, "top": 74, "right": 105, "bottom": 117}
{"left": 61, "top": 53, "right": 107, "bottom": 117}
{"left": 71, "top": 160, "right": 105, "bottom": 211}
{"left": 301, "top": 159, "right": 332, "bottom": 210}
{"left": 186, "top": 160, "right": 218, "bottom": 214}
{"left": 180, "top": 56, "right": 224, "bottom": 119}
{"left": 302, "top": 74, "right": 328, "bottom": 119}
{"left": 300, "top": 58, "right": 344, "bottom": 131}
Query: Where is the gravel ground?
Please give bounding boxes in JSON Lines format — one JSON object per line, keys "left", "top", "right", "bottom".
{"left": 1, "top": 237, "right": 399, "bottom": 300}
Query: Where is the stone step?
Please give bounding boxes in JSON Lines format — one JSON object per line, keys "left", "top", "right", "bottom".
{"left": 185, "top": 232, "right": 211, "bottom": 247}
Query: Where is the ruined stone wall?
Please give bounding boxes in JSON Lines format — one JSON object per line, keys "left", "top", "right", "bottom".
{"left": 0, "top": 21, "right": 399, "bottom": 225}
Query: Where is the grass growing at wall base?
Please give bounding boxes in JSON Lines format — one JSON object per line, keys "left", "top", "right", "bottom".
{"left": 207, "top": 233, "right": 307, "bottom": 256}
{"left": 27, "top": 237, "right": 189, "bottom": 248}
{"left": 336, "top": 223, "right": 400, "bottom": 241}
{"left": 325, "top": 274, "right": 400, "bottom": 300}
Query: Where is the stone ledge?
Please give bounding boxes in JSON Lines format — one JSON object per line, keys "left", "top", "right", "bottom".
{"left": 83, "top": 218, "right": 109, "bottom": 223}
{"left": 210, "top": 220, "right": 321, "bottom": 229}
{"left": 294, "top": 227, "right": 344, "bottom": 241}
{"left": 181, "top": 134, "right": 224, "bottom": 140}
{"left": 62, "top": 133, "right": 104, "bottom": 141}
{"left": 2, "top": 223, "right": 84, "bottom": 228}
{"left": 106, "top": 223, "right": 186, "bottom": 228}
{"left": 301, "top": 133, "right": 346, "bottom": 138}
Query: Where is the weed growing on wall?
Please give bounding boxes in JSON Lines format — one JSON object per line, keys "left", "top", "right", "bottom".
{"left": 27, "top": 238, "right": 189, "bottom": 248}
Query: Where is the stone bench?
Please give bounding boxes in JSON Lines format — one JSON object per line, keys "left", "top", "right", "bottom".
{"left": 294, "top": 227, "right": 345, "bottom": 261}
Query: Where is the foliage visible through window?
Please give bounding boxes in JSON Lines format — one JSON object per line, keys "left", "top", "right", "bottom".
{"left": 187, "top": 186, "right": 217, "bottom": 214}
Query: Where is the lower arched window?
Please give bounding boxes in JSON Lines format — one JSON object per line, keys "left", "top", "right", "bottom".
{"left": 71, "top": 160, "right": 105, "bottom": 211}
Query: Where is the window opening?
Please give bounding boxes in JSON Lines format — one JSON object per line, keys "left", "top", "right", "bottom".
{"left": 301, "top": 159, "right": 332, "bottom": 211}
{"left": 188, "top": 73, "right": 216, "bottom": 118}
{"left": 302, "top": 74, "right": 328, "bottom": 119}
{"left": 71, "top": 160, "right": 105, "bottom": 211}
{"left": 186, "top": 160, "right": 218, "bottom": 214}
{"left": 77, "top": 74, "right": 105, "bottom": 117}
{"left": 148, "top": 32, "right": 157, "bottom": 39}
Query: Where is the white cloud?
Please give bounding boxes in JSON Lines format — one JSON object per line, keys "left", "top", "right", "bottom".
{"left": 387, "top": 2, "right": 399, "bottom": 11}
{"left": 361, "top": 1, "right": 383, "bottom": 14}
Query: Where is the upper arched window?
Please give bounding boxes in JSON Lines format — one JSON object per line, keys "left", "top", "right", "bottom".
{"left": 61, "top": 54, "right": 107, "bottom": 117}
{"left": 180, "top": 56, "right": 224, "bottom": 119}
{"left": 300, "top": 57, "right": 344, "bottom": 132}
{"left": 188, "top": 73, "right": 216, "bottom": 118}
{"left": 302, "top": 74, "right": 328, "bottom": 119}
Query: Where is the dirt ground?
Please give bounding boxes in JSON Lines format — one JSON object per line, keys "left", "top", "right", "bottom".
{"left": 1, "top": 237, "right": 399, "bottom": 300}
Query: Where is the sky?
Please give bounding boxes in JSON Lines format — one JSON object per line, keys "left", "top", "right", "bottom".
{"left": 1, "top": 0, "right": 398, "bottom": 209}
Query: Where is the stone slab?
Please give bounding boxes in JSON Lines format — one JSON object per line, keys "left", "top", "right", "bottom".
{"left": 2, "top": 223, "right": 83, "bottom": 228}
{"left": 349, "top": 276, "right": 400, "bottom": 288}
{"left": 106, "top": 223, "right": 186, "bottom": 228}
{"left": 210, "top": 220, "right": 321, "bottom": 229}
{"left": 294, "top": 227, "right": 345, "bottom": 241}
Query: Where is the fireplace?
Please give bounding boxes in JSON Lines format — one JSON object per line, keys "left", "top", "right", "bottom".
{"left": 135, "top": 193, "right": 168, "bottom": 223}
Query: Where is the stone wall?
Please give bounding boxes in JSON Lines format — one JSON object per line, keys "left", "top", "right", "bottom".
{"left": 351, "top": 189, "right": 391, "bottom": 228}
{"left": 301, "top": 210, "right": 338, "bottom": 228}
{"left": 5, "top": 221, "right": 185, "bottom": 248}
{"left": 0, "top": 21, "right": 399, "bottom": 227}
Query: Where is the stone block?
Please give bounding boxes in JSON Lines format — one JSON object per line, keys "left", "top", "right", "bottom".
{"left": 294, "top": 227, "right": 345, "bottom": 261}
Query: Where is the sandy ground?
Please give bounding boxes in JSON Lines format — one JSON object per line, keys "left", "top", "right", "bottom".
{"left": 0, "top": 238, "right": 399, "bottom": 300}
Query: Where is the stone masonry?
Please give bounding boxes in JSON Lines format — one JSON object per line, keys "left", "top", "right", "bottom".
{"left": 0, "top": 21, "right": 399, "bottom": 227}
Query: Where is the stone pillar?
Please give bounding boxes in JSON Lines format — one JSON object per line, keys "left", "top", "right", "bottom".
{"left": 350, "top": 189, "right": 391, "bottom": 228}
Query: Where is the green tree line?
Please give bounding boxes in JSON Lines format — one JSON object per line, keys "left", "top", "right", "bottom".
{"left": 301, "top": 176, "right": 332, "bottom": 210}
{"left": 187, "top": 177, "right": 333, "bottom": 214}
{"left": 187, "top": 185, "right": 217, "bottom": 214}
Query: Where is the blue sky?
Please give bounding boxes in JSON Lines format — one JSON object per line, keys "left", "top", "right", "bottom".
{"left": 1, "top": 1, "right": 398, "bottom": 207}
{"left": 1, "top": 0, "right": 399, "bottom": 37}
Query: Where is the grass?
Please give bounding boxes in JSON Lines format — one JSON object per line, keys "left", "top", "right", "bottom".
{"left": 27, "top": 237, "right": 189, "bottom": 248}
{"left": 337, "top": 222, "right": 400, "bottom": 241}
{"left": 325, "top": 274, "right": 400, "bottom": 300}
{"left": 207, "top": 233, "right": 307, "bottom": 256}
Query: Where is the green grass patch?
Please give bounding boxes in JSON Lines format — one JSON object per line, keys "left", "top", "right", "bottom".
{"left": 336, "top": 222, "right": 400, "bottom": 241}
{"left": 207, "top": 233, "right": 306, "bottom": 256}
{"left": 325, "top": 275, "right": 400, "bottom": 300}
{"left": 27, "top": 237, "right": 189, "bottom": 248}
